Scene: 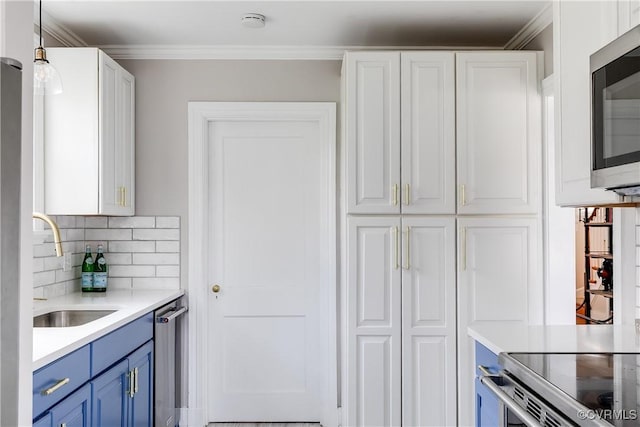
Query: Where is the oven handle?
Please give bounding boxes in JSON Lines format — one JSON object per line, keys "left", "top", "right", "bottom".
{"left": 480, "top": 374, "right": 543, "bottom": 427}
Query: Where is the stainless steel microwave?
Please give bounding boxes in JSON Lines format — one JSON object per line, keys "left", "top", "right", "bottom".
{"left": 591, "top": 25, "right": 640, "bottom": 196}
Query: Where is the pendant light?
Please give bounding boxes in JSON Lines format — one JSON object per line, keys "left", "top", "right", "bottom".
{"left": 33, "top": 0, "right": 62, "bottom": 95}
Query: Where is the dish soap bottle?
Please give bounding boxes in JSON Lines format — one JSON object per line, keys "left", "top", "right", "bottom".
{"left": 81, "top": 245, "right": 94, "bottom": 292}
{"left": 93, "top": 244, "right": 108, "bottom": 292}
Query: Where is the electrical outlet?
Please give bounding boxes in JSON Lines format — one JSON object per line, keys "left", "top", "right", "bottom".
{"left": 63, "top": 252, "right": 72, "bottom": 272}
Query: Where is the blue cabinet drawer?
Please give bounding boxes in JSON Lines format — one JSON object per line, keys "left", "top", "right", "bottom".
{"left": 475, "top": 341, "right": 500, "bottom": 376}
{"left": 33, "top": 345, "right": 90, "bottom": 418}
{"left": 91, "top": 312, "right": 153, "bottom": 376}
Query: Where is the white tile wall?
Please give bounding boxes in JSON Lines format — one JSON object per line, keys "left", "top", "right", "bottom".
{"left": 33, "top": 215, "right": 180, "bottom": 297}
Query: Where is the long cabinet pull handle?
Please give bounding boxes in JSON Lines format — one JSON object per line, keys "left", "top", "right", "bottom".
{"left": 134, "top": 367, "right": 139, "bottom": 393}
{"left": 128, "top": 370, "right": 134, "bottom": 398}
{"left": 41, "top": 378, "right": 70, "bottom": 396}
{"left": 460, "top": 184, "right": 466, "bottom": 206}
{"left": 123, "top": 187, "right": 127, "bottom": 207}
{"left": 404, "top": 183, "right": 410, "bottom": 206}
{"left": 393, "top": 226, "right": 399, "bottom": 270}
{"left": 461, "top": 227, "right": 467, "bottom": 271}
{"left": 403, "top": 226, "right": 410, "bottom": 270}
{"left": 392, "top": 184, "right": 398, "bottom": 206}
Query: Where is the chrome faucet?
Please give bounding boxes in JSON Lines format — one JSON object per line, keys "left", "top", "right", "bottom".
{"left": 33, "top": 212, "right": 63, "bottom": 257}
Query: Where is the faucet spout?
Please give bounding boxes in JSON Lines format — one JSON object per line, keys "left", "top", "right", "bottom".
{"left": 33, "top": 212, "right": 63, "bottom": 257}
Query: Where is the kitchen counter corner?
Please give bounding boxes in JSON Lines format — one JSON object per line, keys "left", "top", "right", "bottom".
{"left": 468, "top": 322, "right": 640, "bottom": 355}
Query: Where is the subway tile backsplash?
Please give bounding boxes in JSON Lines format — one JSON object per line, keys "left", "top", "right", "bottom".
{"left": 33, "top": 215, "right": 180, "bottom": 298}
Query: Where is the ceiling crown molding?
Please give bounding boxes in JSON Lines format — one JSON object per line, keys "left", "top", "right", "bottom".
{"left": 503, "top": 3, "right": 552, "bottom": 50}
{"left": 39, "top": 9, "right": 88, "bottom": 47}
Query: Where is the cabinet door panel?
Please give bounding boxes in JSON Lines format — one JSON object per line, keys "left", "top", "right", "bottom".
{"left": 457, "top": 52, "right": 540, "bottom": 214}
{"left": 345, "top": 52, "right": 401, "bottom": 214}
{"left": 33, "top": 413, "right": 52, "bottom": 427}
{"left": 129, "top": 341, "right": 154, "bottom": 427}
{"left": 458, "top": 217, "right": 541, "bottom": 427}
{"left": 401, "top": 217, "right": 456, "bottom": 426}
{"left": 401, "top": 52, "right": 456, "bottom": 214}
{"left": 99, "top": 50, "right": 120, "bottom": 215}
{"left": 91, "top": 360, "right": 129, "bottom": 427}
{"left": 50, "top": 383, "right": 91, "bottom": 427}
{"left": 116, "top": 68, "right": 135, "bottom": 215}
{"left": 346, "top": 216, "right": 401, "bottom": 427}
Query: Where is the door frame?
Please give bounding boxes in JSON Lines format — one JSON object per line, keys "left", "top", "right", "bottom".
{"left": 187, "top": 102, "right": 337, "bottom": 427}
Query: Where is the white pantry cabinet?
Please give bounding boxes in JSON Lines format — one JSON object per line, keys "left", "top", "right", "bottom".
{"left": 457, "top": 216, "right": 542, "bottom": 427}
{"left": 345, "top": 216, "right": 456, "bottom": 427}
{"left": 44, "top": 48, "right": 135, "bottom": 216}
{"left": 553, "top": 1, "right": 621, "bottom": 206}
{"left": 456, "top": 51, "right": 541, "bottom": 214}
{"left": 343, "top": 51, "right": 456, "bottom": 214}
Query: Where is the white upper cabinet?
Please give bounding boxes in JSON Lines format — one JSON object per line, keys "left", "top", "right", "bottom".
{"left": 401, "top": 52, "right": 456, "bottom": 214}
{"left": 344, "top": 51, "right": 401, "bottom": 214}
{"left": 618, "top": 0, "right": 640, "bottom": 35}
{"left": 553, "top": 1, "right": 621, "bottom": 206}
{"left": 343, "top": 51, "right": 455, "bottom": 214}
{"left": 456, "top": 51, "right": 541, "bottom": 214}
{"left": 44, "top": 48, "right": 135, "bottom": 216}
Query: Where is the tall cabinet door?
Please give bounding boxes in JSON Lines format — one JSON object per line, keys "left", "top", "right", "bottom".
{"left": 344, "top": 52, "right": 401, "bottom": 214}
{"left": 456, "top": 52, "right": 541, "bottom": 214}
{"left": 457, "top": 217, "right": 542, "bottom": 427}
{"left": 401, "top": 52, "right": 456, "bottom": 214}
{"left": 116, "top": 67, "right": 135, "bottom": 215}
{"left": 346, "top": 216, "right": 401, "bottom": 427}
{"left": 91, "top": 360, "right": 129, "bottom": 427}
{"left": 99, "top": 51, "right": 121, "bottom": 215}
{"left": 401, "top": 217, "right": 456, "bottom": 427}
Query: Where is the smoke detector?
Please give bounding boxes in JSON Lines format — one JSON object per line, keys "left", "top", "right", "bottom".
{"left": 241, "top": 13, "right": 266, "bottom": 28}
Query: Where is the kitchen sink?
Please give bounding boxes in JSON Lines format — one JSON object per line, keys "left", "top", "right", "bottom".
{"left": 33, "top": 309, "right": 116, "bottom": 327}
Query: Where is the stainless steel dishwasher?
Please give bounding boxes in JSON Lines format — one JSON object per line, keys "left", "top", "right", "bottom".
{"left": 155, "top": 298, "right": 187, "bottom": 427}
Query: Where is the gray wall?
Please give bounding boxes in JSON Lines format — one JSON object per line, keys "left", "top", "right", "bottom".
{"left": 523, "top": 24, "right": 553, "bottom": 77}
{"left": 116, "top": 59, "right": 342, "bottom": 286}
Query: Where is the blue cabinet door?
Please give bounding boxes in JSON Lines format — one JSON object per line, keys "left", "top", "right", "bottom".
{"left": 92, "top": 359, "right": 129, "bottom": 427}
{"left": 50, "top": 383, "right": 91, "bottom": 427}
{"left": 129, "top": 341, "right": 154, "bottom": 427}
{"left": 33, "top": 412, "right": 52, "bottom": 427}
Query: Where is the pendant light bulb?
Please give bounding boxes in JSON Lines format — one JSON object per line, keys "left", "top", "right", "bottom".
{"left": 34, "top": 0, "right": 62, "bottom": 95}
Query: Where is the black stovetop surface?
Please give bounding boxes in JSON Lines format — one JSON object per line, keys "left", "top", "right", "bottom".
{"left": 508, "top": 353, "right": 639, "bottom": 426}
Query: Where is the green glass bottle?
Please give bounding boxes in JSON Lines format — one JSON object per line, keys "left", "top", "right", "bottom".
{"left": 81, "top": 245, "right": 94, "bottom": 292}
{"left": 93, "top": 244, "right": 108, "bottom": 292}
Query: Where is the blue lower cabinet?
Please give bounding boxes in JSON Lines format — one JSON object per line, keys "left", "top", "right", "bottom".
{"left": 91, "top": 341, "right": 154, "bottom": 427}
{"left": 92, "top": 360, "right": 129, "bottom": 427}
{"left": 50, "top": 383, "right": 91, "bottom": 427}
{"left": 129, "top": 341, "right": 154, "bottom": 427}
{"left": 475, "top": 342, "right": 500, "bottom": 427}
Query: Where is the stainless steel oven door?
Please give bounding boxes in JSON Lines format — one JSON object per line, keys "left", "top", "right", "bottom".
{"left": 478, "top": 366, "right": 575, "bottom": 427}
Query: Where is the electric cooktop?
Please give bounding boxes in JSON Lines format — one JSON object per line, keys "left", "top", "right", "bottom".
{"left": 505, "top": 353, "right": 640, "bottom": 426}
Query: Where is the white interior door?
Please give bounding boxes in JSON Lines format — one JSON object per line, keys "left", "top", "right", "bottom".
{"left": 206, "top": 115, "right": 331, "bottom": 422}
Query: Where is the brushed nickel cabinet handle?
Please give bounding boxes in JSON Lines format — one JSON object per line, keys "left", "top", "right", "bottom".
{"left": 403, "top": 226, "right": 410, "bottom": 270}
{"left": 134, "top": 367, "right": 139, "bottom": 393}
{"left": 404, "top": 183, "right": 410, "bottom": 205}
{"left": 123, "top": 187, "right": 127, "bottom": 207}
{"left": 128, "top": 370, "right": 134, "bottom": 398}
{"left": 393, "top": 226, "right": 399, "bottom": 270}
{"left": 392, "top": 184, "right": 399, "bottom": 206}
{"left": 460, "top": 184, "right": 466, "bottom": 206}
{"left": 461, "top": 227, "right": 467, "bottom": 271}
{"left": 41, "top": 378, "right": 70, "bottom": 396}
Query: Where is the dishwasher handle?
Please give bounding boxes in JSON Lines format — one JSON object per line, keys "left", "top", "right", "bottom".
{"left": 156, "top": 306, "right": 187, "bottom": 324}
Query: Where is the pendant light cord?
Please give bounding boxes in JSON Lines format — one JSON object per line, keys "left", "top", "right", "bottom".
{"left": 39, "top": 0, "right": 43, "bottom": 48}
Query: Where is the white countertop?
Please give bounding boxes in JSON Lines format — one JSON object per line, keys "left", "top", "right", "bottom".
{"left": 33, "top": 289, "right": 184, "bottom": 370}
{"left": 468, "top": 322, "right": 640, "bottom": 355}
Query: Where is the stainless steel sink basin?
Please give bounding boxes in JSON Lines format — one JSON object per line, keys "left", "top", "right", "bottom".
{"left": 33, "top": 310, "right": 116, "bottom": 327}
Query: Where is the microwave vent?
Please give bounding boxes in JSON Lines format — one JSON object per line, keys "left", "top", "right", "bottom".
{"left": 609, "top": 185, "right": 640, "bottom": 196}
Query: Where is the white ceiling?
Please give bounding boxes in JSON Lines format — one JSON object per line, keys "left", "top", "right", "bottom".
{"left": 40, "top": 0, "right": 551, "bottom": 59}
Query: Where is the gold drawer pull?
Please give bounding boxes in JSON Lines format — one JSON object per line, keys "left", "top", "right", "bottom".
{"left": 41, "top": 378, "right": 70, "bottom": 396}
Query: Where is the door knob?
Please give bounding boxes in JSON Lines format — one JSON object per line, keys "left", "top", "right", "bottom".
{"left": 212, "top": 284, "right": 221, "bottom": 293}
